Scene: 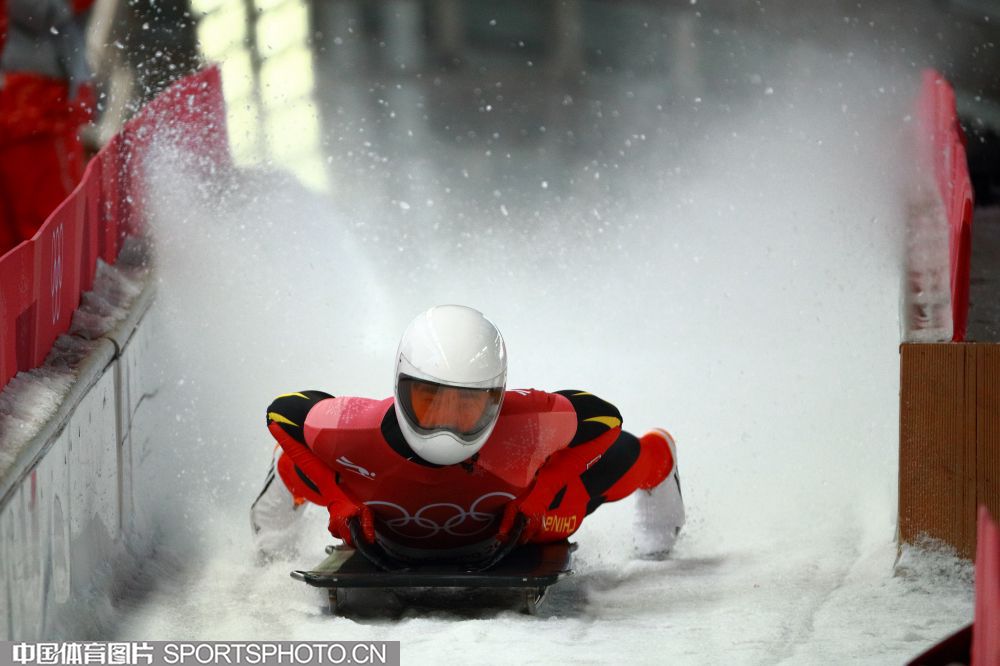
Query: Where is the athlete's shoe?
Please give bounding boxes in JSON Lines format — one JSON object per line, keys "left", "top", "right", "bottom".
{"left": 633, "top": 429, "right": 685, "bottom": 559}
{"left": 250, "top": 460, "right": 308, "bottom": 562}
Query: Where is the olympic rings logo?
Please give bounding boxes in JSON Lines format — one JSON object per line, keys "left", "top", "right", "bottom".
{"left": 364, "top": 491, "right": 515, "bottom": 540}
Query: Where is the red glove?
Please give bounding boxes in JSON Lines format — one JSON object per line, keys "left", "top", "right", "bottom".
{"left": 327, "top": 500, "right": 375, "bottom": 547}
{"left": 498, "top": 498, "right": 540, "bottom": 545}
{"left": 498, "top": 476, "right": 589, "bottom": 545}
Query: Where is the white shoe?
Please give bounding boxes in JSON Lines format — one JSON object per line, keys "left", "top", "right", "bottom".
{"left": 250, "top": 457, "right": 308, "bottom": 562}
{"left": 634, "top": 430, "right": 685, "bottom": 559}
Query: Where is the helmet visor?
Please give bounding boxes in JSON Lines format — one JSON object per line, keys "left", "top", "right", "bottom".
{"left": 398, "top": 375, "right": 504, "bottom": 439}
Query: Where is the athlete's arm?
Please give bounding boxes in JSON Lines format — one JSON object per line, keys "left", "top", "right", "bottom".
{"left": 265, "top": 391, "right": 375, "bottom": 543}
{"left": 499, "top": 390, "right": 622, "bottom": 542}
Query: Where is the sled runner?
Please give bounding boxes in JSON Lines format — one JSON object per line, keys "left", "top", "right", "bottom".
{"left": 290, "top": 519, "right": 575, "bottom": 614}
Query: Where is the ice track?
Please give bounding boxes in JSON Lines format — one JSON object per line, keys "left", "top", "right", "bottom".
{"left": 110, "top": 32, "right": 974, "bottom": 665}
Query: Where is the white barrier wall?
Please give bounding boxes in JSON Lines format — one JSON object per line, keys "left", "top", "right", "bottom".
{"left": 0, "top": 288, "right": 159, "bottom": 640}
{"left": 118, "top": 308, "right": 160, "bottom": 556}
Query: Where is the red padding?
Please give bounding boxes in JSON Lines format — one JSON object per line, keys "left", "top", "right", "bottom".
{"left": 972, "top": 506, "right": 1000, "bottom": 665}
{"left": 0, "top": 66, "right": 230, "bottom": 393}
{"left": 122, "top": 68, "right": 231, "bottom": 239}
{"left": 97, "top": 134, "right": 123, "bottom": 264}
{"left": 29, "top": 198, "right": 84, "bottom": 367}
{"left": 917, "top": 70, "right": 975, "bottom": 341}
{"left": 79, "top": 166, "right": 100, "bottom": 292}
{"left": 127, "top": 66, "right": 230, "bottom": 165}
{"left": 0, "top": 241, "right": 36, "bottom": 387}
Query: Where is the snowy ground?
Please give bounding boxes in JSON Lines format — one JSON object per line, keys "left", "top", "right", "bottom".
{"left": 103, "top": 29, "right": 975, "bottom": 665}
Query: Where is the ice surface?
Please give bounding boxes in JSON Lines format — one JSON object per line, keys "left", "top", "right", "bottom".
{"left": 102, "top": 33, "right": 975, "bottom": 665}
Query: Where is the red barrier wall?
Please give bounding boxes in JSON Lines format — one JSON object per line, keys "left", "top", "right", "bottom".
{"left": 0, "top": 67, "right": 229, "bottom": 391}
{"left": 30, "top": 197, "right": 85, "bottom": 367}
{"left": 0, "top": 241, "right": 34, "bottom": 384}
{"left": 973, "top": 506, "right": 999, "bottom": 665}
{"left": 917, "top": 70, "right": 975, "bottom": 341}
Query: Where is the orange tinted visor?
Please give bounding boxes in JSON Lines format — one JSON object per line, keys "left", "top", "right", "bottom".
{"left": 398, "top": 375, "right": 503, "bottom": 438}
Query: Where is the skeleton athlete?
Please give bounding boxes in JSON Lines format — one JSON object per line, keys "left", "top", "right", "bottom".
{"left": 251, "top": 305, "right": 685, "bottom": 562}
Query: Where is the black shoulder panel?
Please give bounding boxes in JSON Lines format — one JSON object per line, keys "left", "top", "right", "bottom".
{"left": 555, "top": 390, "right": 623, "bottom": 448}
{"left": 265, "top": 390, "right": 334, "bottom": 443}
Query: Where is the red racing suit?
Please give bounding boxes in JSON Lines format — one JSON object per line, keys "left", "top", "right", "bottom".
{"left": 264, "top": 389, "right": 672, "bottom": 555}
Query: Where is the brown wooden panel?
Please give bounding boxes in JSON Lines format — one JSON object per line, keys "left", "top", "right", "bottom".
{"left": 900, "top": 343, "right": 1000, "bottom": 559}
{"left": 900, "top": 343, "right": 970, "bottom": 555}
{"left": 961, "top": 344, "right": 978, "bottom": 556}
{"left": 979, "top": 345, "right": 1000, "bottom": 532}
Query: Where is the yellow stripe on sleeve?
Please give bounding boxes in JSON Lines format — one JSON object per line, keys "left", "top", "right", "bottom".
{"left": 276, "top": 392, "right": 310, "bottom": 400}
{"left": 268, "top": 412, "right": 300, "bottom": 428}
{"left": 584, "top": 415, "right": 622, "bottom": 429}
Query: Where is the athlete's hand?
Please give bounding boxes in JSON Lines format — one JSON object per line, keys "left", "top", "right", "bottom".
{"left": 499, "top": 477, "right": 588, "bottom": 545}
{"left": 327, "top": 500, "right": 375, "bottom": 547}
{"left": 498, "top": 487, "right": 553, "bottom": 545}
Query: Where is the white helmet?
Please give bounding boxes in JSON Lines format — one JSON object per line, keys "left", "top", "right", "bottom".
{"left": 394, "top": 305, "right": 507, "bottom": 465}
